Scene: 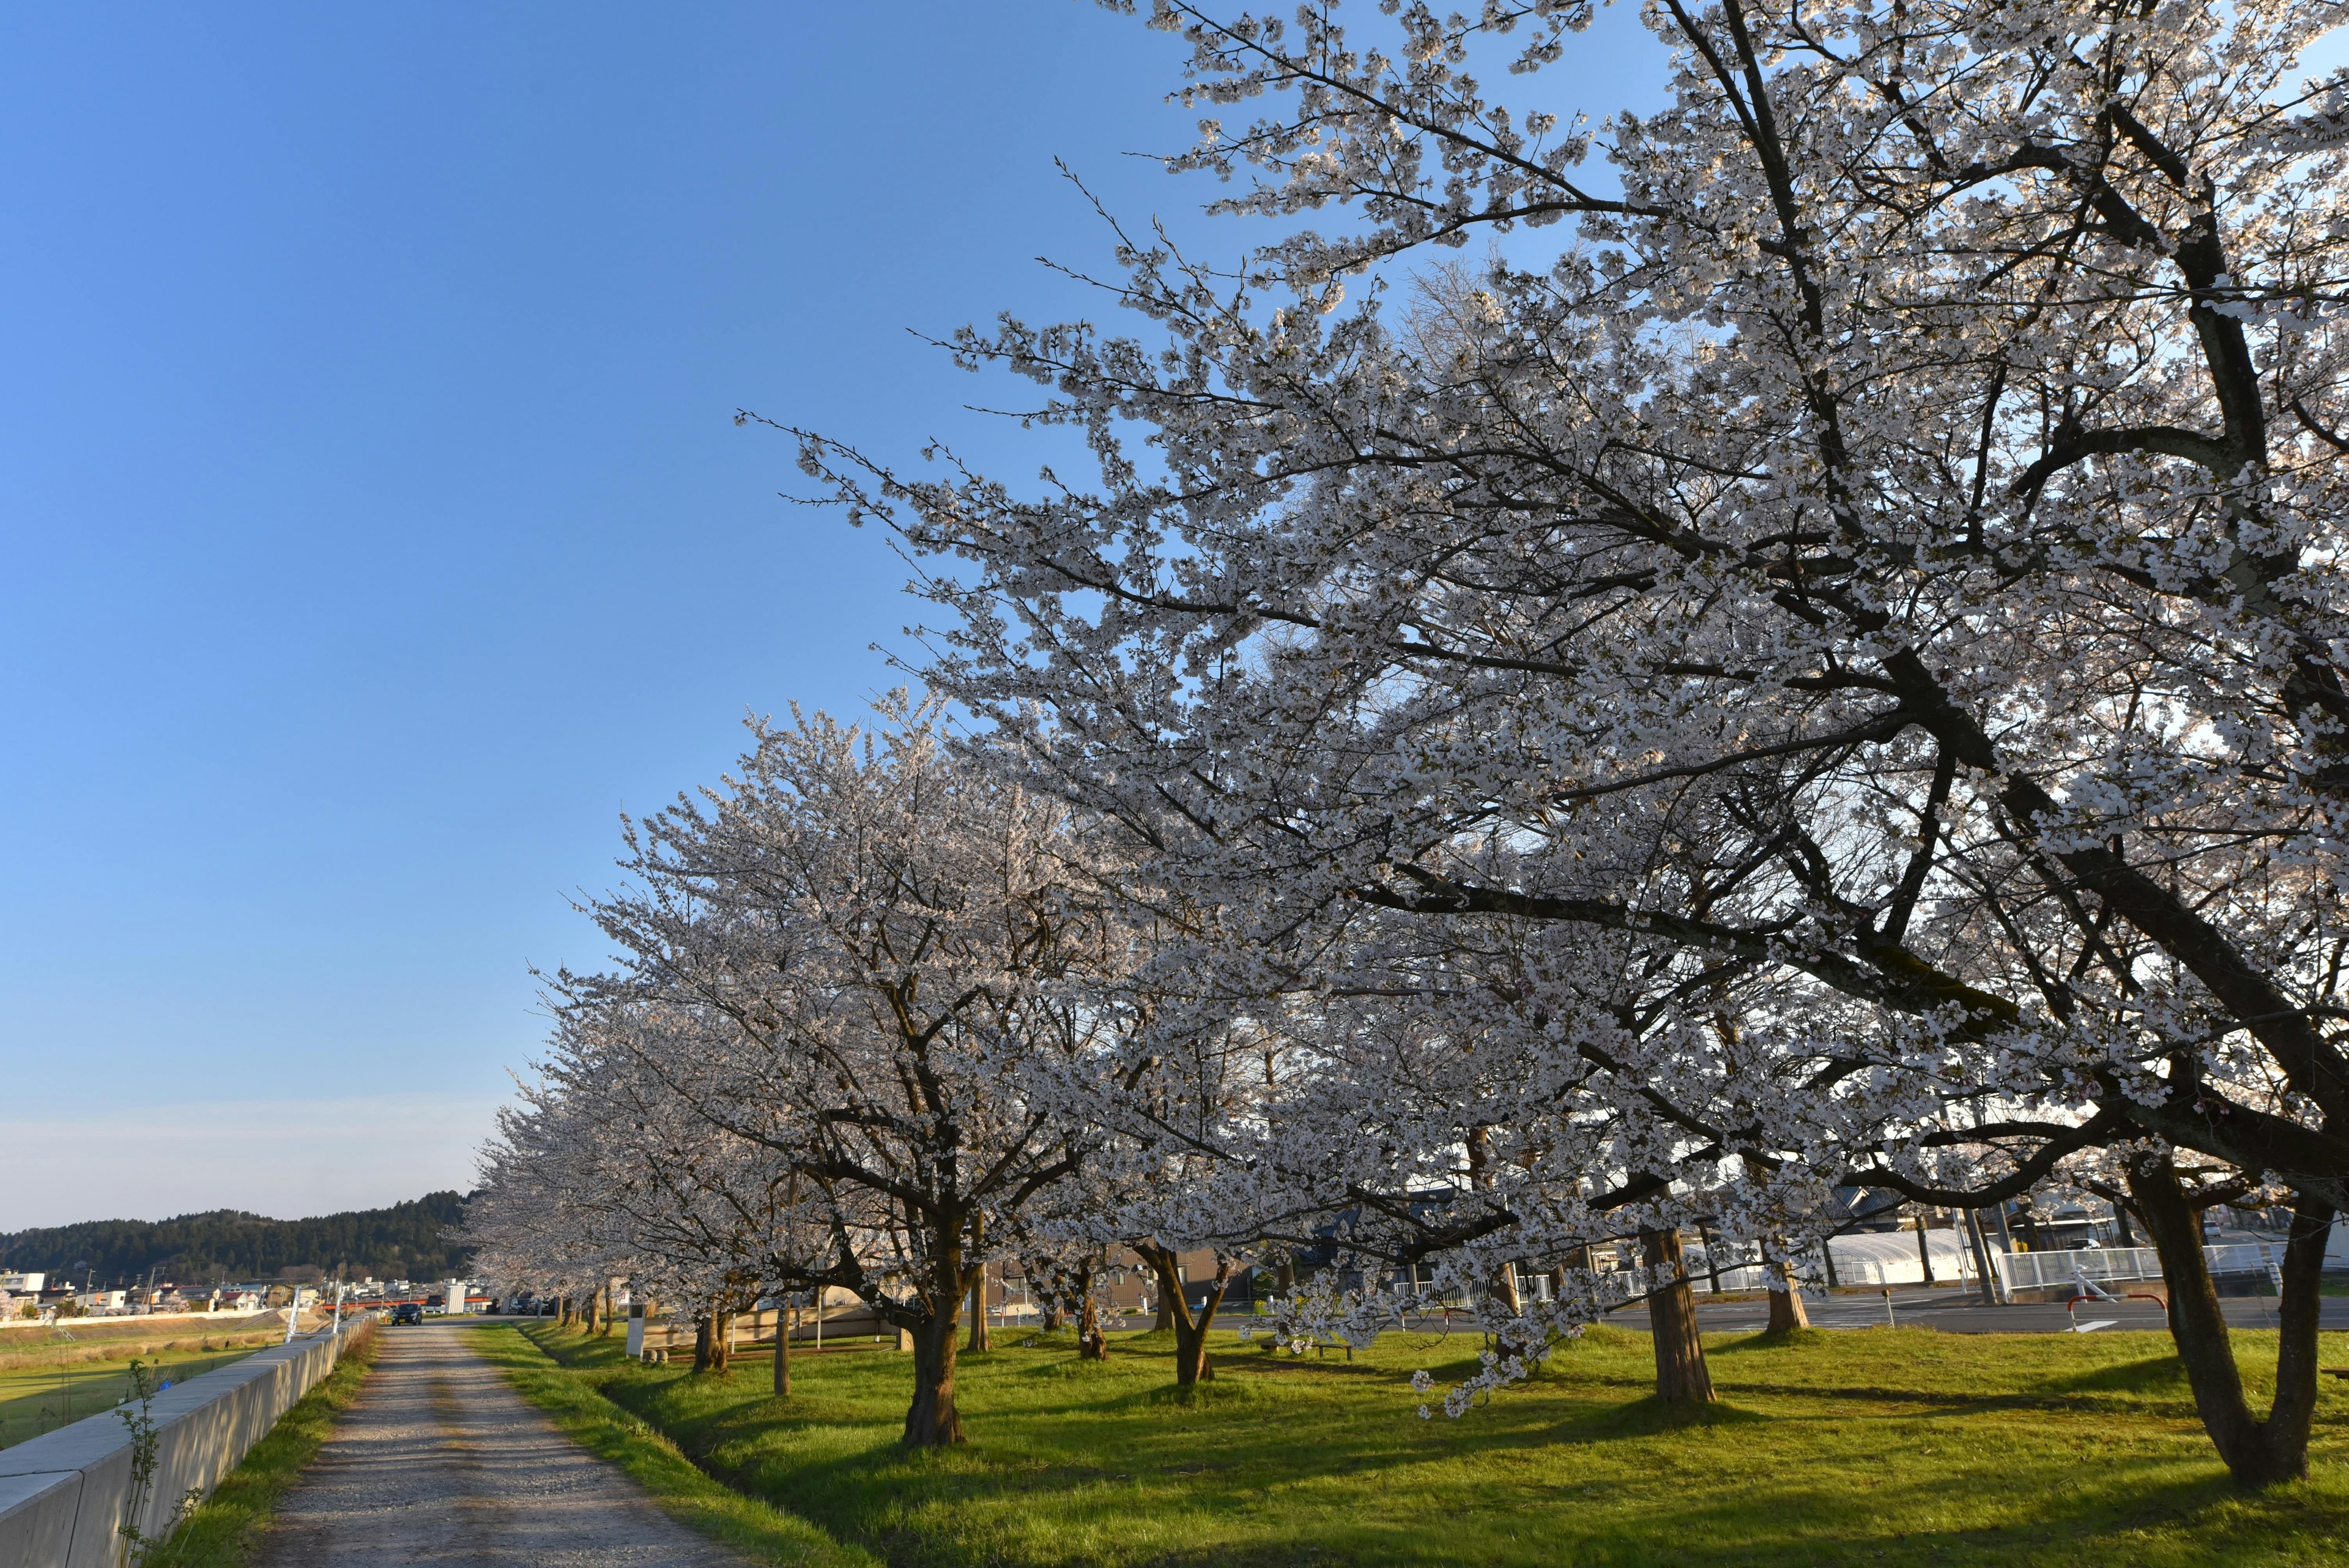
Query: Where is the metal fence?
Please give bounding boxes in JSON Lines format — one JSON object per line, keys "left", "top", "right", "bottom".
{"left": 1992, "top": 1243, "right": 2281, "bottom": 1299}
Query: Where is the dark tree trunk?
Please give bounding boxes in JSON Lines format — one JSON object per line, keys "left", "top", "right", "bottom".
{"left": 1490, "top": 1261, "right": 1523, "bottom": 1318}
{"left": 1137, "top": 1243, "right": 1229, "bottom": 1387}
{"left": 774, "top": 1306, "right": 792, "bottom": 1397}
{"left": 1069, "top": 1260, "right": 1106, "bottom": 1358}
{"left": 1765, "top": 1253, "right": 1809, "bottom": 1332}
{"left": 581, "top": 1290, "right": 597, "bottom": 1335}
{"left": 903, "top": 1306, "right": 965, "bottom": 1446}
{"left": 2128, "top": 1154, "right": 2332, "bottom": 1487}
{"left": 1641, "top": 1228, "right": 1717, "bottom": 1403}
{"left": 711, "top": 1311, "right": 733, "bottom": 1376}
{"left": 1464, "top": 1123, "right": 1518, "bottom": 1326}
{"left": 692, "top": 1315, "right": 714, "bottom": 1373}
{"left": 1913, "top": 1211, "right": 1936, "bottom": 1284}
{"left": 559, "top": 1295, "right": 575, "bottom": 1329}
{"left": 1077, "top": 1290, "right": 1107, "bottom": 1359}
{"left": 967, "top": 1270, "right": 992, "bottom": 1352}
{"left": 599, "top": 1284, "right": 615, "bottom": 1336}
{"left": 1042, "top": 1301, "right": 1064, "bottom": 1332}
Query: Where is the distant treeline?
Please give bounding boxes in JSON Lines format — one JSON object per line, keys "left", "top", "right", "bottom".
{"left": 0, "top": 1192, "right": 473, "bottom": 1287}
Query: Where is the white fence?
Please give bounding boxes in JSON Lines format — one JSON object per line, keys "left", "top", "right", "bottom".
{"left": 1701, "top": 1235, "right": 2284, "bottom": 1302}
{"left": 1993, "top": 1243, "right": 2282, "bottom": 1300}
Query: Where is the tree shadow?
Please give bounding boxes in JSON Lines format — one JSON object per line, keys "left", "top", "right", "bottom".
{"left": 1709, "top": 1326, "right": 1833, "bottom": 1354}
{"left": 1219, "top": 1351, "right": 1396, "bottom": 1378}
{"left": 1019, "top": 1354, "right": 1140, "bottom": 1381}
{"left": 1545, "top": 1395, "right": 1772, "bottom": 1444}
{"left": 656, "top": 1361, "right": 2328, "bottom": 1568}
{"left": 1127, "top": 1379, "right": 1271, "bottom": 1411}
{"left": 2027, "top": 1353, "right": 2190, "bottom": 1396}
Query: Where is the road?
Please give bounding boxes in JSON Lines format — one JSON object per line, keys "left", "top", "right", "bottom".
{"left": 254, "top": 1322, "right": 746, "bottom": 1567}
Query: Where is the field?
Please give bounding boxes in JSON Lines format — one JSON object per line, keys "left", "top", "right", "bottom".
{"left": 497, "top": 1318, "right": 2349, "bottom": 1568}
{"left": 0, "top": 1325, "right": 282, "bottom": 1449}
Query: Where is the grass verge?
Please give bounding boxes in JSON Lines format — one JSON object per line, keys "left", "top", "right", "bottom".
{"left": 472, "top": 1324, "right": 875, "bottom": 1566}
{"left": 511, "top": 1317, "right": 2349, "bottom": 1568}
{"left": 147, "top": 1329, "right": 379, "bottom": 1568}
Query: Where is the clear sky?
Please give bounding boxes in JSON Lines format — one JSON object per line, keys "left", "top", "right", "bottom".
{"left": 0, "top": 2, "right": 1680, "bottom": 1230}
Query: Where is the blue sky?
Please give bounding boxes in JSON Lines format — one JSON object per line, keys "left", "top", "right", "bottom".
{"left": 0, "top": 2, "right": 1677, "bottom": 1228}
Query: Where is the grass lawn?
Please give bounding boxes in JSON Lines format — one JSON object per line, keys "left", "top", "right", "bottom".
{"left": 0, "top": 1332, "right": 281, "bottom": 1450}
{"left": 499, "top": 1318, "right": 2349, "bottom": 1568}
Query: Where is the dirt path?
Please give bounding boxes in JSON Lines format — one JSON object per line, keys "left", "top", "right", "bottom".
{"left": 254, "top": 1323, "right": 747, "bottom": 1567}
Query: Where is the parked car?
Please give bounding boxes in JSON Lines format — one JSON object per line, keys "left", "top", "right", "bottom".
{"left": 390, "top": 1302, "right": 425, "bottom": 1325}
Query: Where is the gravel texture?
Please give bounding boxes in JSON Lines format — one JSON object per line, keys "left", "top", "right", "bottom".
{"left": 253, "top": 1323, "right": 747, "bottom": 1567}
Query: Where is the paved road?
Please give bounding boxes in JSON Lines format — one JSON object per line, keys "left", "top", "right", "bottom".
{"left": 254, "top": 1323, "right": 746, "bottom": 1567}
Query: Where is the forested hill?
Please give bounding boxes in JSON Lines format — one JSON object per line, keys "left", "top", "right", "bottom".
{"left": 0, "top": 1192, "right": 472, "bottom": 1287}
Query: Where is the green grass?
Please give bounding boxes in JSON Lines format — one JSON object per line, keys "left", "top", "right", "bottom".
{"left": 146, "top": 1328, "right": 380, "bottom": 1568}
{"left": 0, "top": 1314, "right": 283, "bottom": 1351}
{"left": 499, "top": 1318, "right": 2349, "bottom": 1568}
{"left": 0, "top": 1336, "right": 278, "bottom": 1450}
{"left": 470, "top": 1324, "right": 876, "bottom": 1566}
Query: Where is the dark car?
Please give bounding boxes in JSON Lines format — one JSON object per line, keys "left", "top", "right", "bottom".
{"left": 390, "top": 1302, "right": 425, "bottom": 1325}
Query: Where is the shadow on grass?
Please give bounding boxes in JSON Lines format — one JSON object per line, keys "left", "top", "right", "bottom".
{"left": 513, "top": 1318, "right": 2344, "bottom": 1568}
{"left": 1209, "top": 1351, "right": 1397, "bottom": 1379}
{"left": 1546, "top": 1395, "right": 1772, "bottom": 1444}
{"left": 1129, "top": 1379, "right": 1271, "bottom": 1411}
{"left": 2027, "top": 1353, "right": 2190, "bottom": 1397}
{"left": 1019, "top": 1355, "right": 1145, "bottom": 1382}
{"left": 1712, "top": 1326, "right": 1836, "bottom": 1354}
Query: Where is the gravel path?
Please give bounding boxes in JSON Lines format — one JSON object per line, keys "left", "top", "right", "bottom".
{"left": 254, "top": 1323, "right": 748, "bottom": 1567}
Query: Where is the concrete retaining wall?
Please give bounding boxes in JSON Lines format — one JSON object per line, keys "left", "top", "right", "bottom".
{"left": 0, "top": 1321, "right": 371, "bottom": 1568}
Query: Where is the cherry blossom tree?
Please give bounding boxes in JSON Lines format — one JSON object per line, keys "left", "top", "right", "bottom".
{"left": 463, "top": 995, "right": 820, "bottom": 1380}
{"left": 785, "top": 0, "right": 2349, "bottom": 1484}
{"left": 566, "top": 697, "right": 1125, "bottom": 1446}
{"left": 462, "top": 1082, "right": 643, "bottom": 1327}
